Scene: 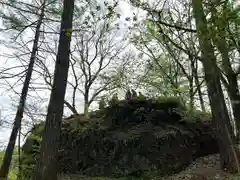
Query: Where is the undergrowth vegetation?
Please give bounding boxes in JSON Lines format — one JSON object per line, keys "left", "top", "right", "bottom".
{"left": 0, "top": 149, "right": 18, "bottom": 180}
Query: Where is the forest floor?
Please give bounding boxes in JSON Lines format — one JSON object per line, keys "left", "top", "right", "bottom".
{"left": 160, "top": 154, "right": 240, "bottom": 180}
{"left": 58, "top": 154, "right": 240, "bottom": 180}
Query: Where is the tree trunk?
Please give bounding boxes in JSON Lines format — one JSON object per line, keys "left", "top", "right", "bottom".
{"left": 191, "top": 57, "right": 206, "bottom": 112}
{"left": 189, "top": 56, "right": 195, "bottom": 111}
{"left": 84, "top": 91, "right": 89, "bottom": 118}
{"left": 64, "top": 100, "right": 78, "bottom": 115}
{"left": 84, "top": 103, "right": 89, "bottom": 118}
{"left": 216, "top": 34, "right": 240, "bottom": 142}
{"left": 189, "top": 78, "right": 194, "bottom": 111}
{"left": 17, "top": 124, "right": 22, "bottom": 180}
{"left": 192, "top": 0, "right": 240, "bottom": 172}
{"left": 32, "top": 0, "right": 75, "bottom": 179}
{"left": 210, "top": 3, "right": 240, "bottom": 140}
{"left": 194, "top": 75, "right": 206, "bottom": 112}
{"left": 227, "top": 77, "right": 240, "bottom": 140}
{"left": 0, "top": 2, "right": 45, "bottom": 179}
{"left": 219, "top": 46, "right": 240, "bottom": 141}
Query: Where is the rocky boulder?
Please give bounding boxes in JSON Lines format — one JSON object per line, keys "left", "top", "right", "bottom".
{"left": 20, "top": 97, "right": 217, "bottom": 178}
{"left": 57, "top": 121, "right": 217, "bottom": 177}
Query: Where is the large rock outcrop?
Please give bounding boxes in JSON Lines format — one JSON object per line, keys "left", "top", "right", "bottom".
{"left": 20, "top": 97, "right": 217, "bottom": 178}
{"left": 58, "top": 121, "right": 217, "bottom": 177}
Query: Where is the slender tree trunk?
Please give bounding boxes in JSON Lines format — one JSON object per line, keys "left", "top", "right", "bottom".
{"left": 64, "top": 100, "right": 78, "bottom": 115}
{"left": 194, "top": 75, "right": 206, "bottom": 112}
{"left": 17, "top": 124, "right": 22, "bottom": 180}
{"left": 191, "top": 57, "right": 206, "bottom": 112}
{"left": 189, "top": 78, "right": 194, "bottom": 111}
{"left": 0, "top": 3, "right": 45, "bottom": 179}
{"left": 189, "top": 56, "right": 195, "bottom": 111}
{"left": 197, "top": 87, "right": 206, "bottom": 112}
{"left": 210, "top": 3, "right": 240, "bottom": 140}
{"left": 192, "top": 0, "right": 240, "bottom": 172}
{"left": 220, "top": 47, "right": 240, "bottom": 141}
{"left": 84, "top": 103, "right": 89, "bottom": 118}
{"left": 227, "top": 78, "right": 240, "bottom": 140}
{"left": 32, "top": 0, "right": 75, "bottom": 179}
{"left": 84, "top": 91, "right": 89, "bottom": 118}
{"left": 217, "top": 37, "right": 240, "bottom": 142}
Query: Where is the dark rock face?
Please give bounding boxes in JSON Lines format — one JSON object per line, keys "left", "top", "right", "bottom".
{"left": 20, "top": 98, "right": 217, "bottom": 178}
{"left": 57, "top": 122, "right": 218, "bottom": 177}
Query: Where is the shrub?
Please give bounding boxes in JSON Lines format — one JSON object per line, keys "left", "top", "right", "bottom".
{"left": 155, "top": 96, "right": 186, "bottom": 111}
{"left": 143, "top": 96, "right": 185, "bottom": 124}
{"left": 8, "top": 170, "right": 17, "bottom": 180}
{"left": 106, "top": 96, "right": 186, "bottom": 126}
{"left": 20, "top": 124, "right": 43, "bottom": 180}
{"left": 180, "top": 109, "right": 212, "bottom": 123}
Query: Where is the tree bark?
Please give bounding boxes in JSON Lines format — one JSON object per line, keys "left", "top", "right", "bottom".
{"left": 219, "top": 44, "right": 240, "bottom": 141}
{"left": 190, "top": 56, "right": 206, "bottom": 112}
{"left": 210, "top": 3, "right": 240, "bottom": 140}
{"left": 32, "top": 0, "right": 75, "bottom": 180}
{"left": 216, "top": 35, "right": 240, "bottom": 141}
{"left": 227, "top": 77, "right": 240, "bottom": 139}
{"left": 189, "top": 56, "right": 195, "bottom": 111}
{"left": 84, "top": 102, "right": 89, "bottom": 118}
{"left": 0, "top": 2, "right": 45, "bottom": 179}
{"left": 189, "top": 79, "right": 194, "bottom": 110}
{"left": 64, "top": 100, "right": 78, "bottom": 115}
{"left": 194, "top": 72, "right": 205, "bottom": 112}
{"left": 84, "top": 90, "right": 89, "bottom": 118}
{"left": 192, "top": 0, "right": 240, "bottom": 172}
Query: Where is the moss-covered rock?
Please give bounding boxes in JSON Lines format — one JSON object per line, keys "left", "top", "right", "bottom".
{"left": 20, "top": 123, "right": 43, "bottom": 179}
{"left": 57, "top": 121, "right": 217, "bottom": 177}
{"left": 20, "top": 97, "right": 217, "bottom": 179}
